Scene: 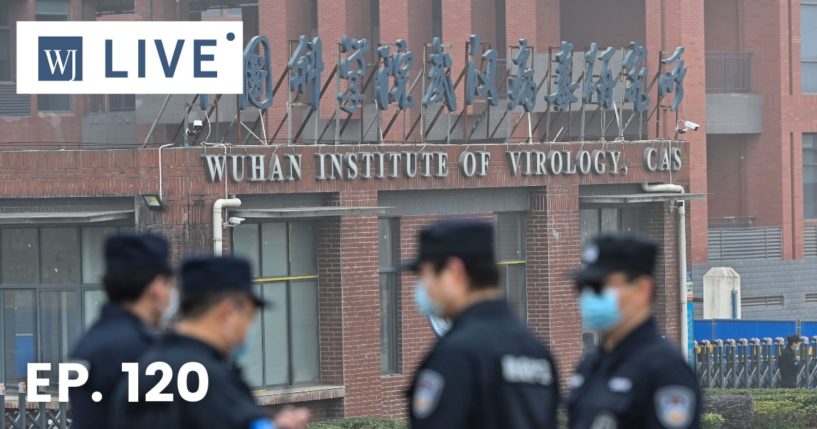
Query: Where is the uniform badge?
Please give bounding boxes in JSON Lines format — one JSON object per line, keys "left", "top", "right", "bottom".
{"left": 655, "top": 386, "right": 695, "bottom": 429}
{"left": 608, "top": 377, "right": 632, "bottom": 393}
{"left": 591, "top": 412, "right": 617, "bottom": 429}
{"left": 413, "top": 369, "right": 444, "bottom": 419}
{"left": 582, "top": 245, "right": 600, "bottom": 263}
{"left": 249, "top": 418, "right": 275, "bottom": 429}
{"left": 569, "top": 374, "right": 585, "bottom": 389}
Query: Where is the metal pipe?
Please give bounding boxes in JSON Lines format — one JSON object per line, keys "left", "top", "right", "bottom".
{"left": 641, "top": 182, "right": 689, "bottom": 362}
{"left": 213, "top": 198, "right": 241, "bottom": 256}
{"left": 677, "top": 199, "right": 689, "bottom": 362}
{"left": 641, "top": 182, "right": 685, "bottom": 193}
{"left": 158, "top": 143, "right": 174, "bottom": 202}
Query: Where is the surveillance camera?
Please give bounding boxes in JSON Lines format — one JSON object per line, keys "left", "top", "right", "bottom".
{"left": 186, "top": 120, "right": 204, "bottom": 136}
{"left": 226, "top": 217, "right": 245, "bottom": 227}
{"left": 683, "top": 120, "right": 700, "bottom": 131}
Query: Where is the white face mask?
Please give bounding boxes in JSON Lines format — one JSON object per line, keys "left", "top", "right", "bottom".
{"left": 160, "top": 287, "right": 179, "bottom": 327}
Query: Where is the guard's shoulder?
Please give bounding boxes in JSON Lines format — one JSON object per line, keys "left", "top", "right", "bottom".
{"left": 638, "top": 339, "right": 698, "bottom": 383}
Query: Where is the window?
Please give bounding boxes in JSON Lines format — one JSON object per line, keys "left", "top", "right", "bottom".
{"left": 805, "top": 293, "right": 817, "bottom": 304}
{"left": 232, "top": 221, "right": 320, "bottom": 387}
{"left": 379, "top": 218, "right": 400, "bottom": 374}
{"left": 496, "top": 213, "right": 527, "bottom": 322}
{"left": 580, "top": 207, "right": 646, "bottom": 245}
{"left": 109, "top": 94, "right": 135, "bottom": 112}
{"left": 805, "top": 134, "right": 817, "bottom": 219}
{"left": 95, "top": 0, "right": 135, "bottom": 15}
{"left": 0, "top": 0, "right": 11, "bottom": 81}
{"left": 0, "top": 225, "right": 131, "bottom": 382}
{"left": 432, "top": 0, "right": 442, "bottom": 38}
{"left": 36, "top": 0, "right": 71, "bottom": 112}
{"left": 802, "top": 1, "right": 817, "bottom": 93}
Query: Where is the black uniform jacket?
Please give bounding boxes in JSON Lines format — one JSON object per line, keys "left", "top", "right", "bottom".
{"left": 110, "top": 333, "right": 269, "bottom": 429}
{"left": 69, "top": 304, "right": 157, "bottom": 429}
{"left": 408, "top": 299, "right": 560, "bottom": 429}
{"left": 566, "top": 318, "right": 702, "bottom": 429}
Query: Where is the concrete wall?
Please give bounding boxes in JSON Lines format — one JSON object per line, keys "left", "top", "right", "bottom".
{"left": 692, "top": 258, "right": 817, "bottom": 320}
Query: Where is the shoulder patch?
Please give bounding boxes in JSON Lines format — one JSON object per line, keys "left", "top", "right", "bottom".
{"left": 413, "top": 369, "right": 445, "bottom": 419}
{"left": 591, "top": 412, "right": 618, "bottom": 429}
{"left": 655, "top": 385, "right": 695, "bottom": 429}
{"left": 569, "top": 374, "right": 585, "bottom": 389}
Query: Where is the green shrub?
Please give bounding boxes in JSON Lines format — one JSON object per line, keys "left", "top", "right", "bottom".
{"left": 706, "top": 389, "right": 817, "bottom": 427}
{"left": 307, "top": 417, "right": 406, "bottom": 429}
{"left": 704, "top": 394, "right": 755, "bottom": 429}
{"left": 702, "top": 413, "right": 726, "bottom": 429}
{"left": 752, "top": 400, "right": 807, "bottom": 429}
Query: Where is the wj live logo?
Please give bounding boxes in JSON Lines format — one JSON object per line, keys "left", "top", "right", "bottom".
{"left": 38, "top": 36, "right": 83, "bottom": 81}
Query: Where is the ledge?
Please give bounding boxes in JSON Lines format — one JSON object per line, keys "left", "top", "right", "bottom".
{"left": 253, "top": 385, "right": 345, "bottom": 406}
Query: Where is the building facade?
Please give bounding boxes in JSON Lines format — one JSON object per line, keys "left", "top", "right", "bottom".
{"left": 0, "top": 0, "right": 812, "bottom": 420}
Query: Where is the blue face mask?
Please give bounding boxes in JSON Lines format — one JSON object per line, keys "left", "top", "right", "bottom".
{"left": 414, "top": 281, "right": 442, "bottom": 318}
{"left": 233, "top": 319, "right": 259, "bottom": 362}
{"left": 579, "top": 288, "right": 621, "bottom": 332}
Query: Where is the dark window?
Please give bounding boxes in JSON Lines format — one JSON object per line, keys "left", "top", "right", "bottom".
{"left": 109, "top": 94, "right": 135, "bottom": 112}
{"left": 0, "top": 0, "right": 11, "bottom": 81}
{"left": 496, "top": 212, "right": 527, "bottom": 322}
{"left": 36, "top": 0, "right": 71, "bottom": 112}
{"left": 95, "top": 0, "right": 135, "bottom": 16}
{"left": 432, "top": 0, "right": 442, "bottom": 38}
{"left": 309, "top": 0, "right": 318, "bottom": 37}
{"left": 379, "top": 218, "right": 401, "bottom": 374}
{"left": 805, "top": 134, "right": 817, "bottom": 219}
{"left": 232, "top": 221, "right": 320, "bottom": 387}
{"left": 802, "top": 2, "right": 817, "bottom": 93}
{"left": 0, "top": 225, "right": 131, "bottom": 382}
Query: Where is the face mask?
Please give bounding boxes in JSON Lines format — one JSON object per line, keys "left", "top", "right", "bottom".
{"left": 159, "top": 287, "right": 179, "bottom": 327}
{"left": 579, "top": 288, "right": 621, "bottom": 332}
{"left": 792, "top": 345, "right": 800, "bottom": 353}
{"left": 414, "top": 281, "right": 442, "bottom": 318}
{"left": 232, "top": 317, "right": 259, "bottom": 362}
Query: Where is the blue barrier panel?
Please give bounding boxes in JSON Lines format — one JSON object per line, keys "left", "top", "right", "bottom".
{"left": 713, "top": 320, "right": 796, "bottom": 340}
{"left": 802, "top": 321, "right": 817, "bottom": 337}
{"left": 694, "top": 320, "right": 715, "bottom": 341}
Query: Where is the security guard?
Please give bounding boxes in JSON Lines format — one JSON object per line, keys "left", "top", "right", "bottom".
{"left": 110, "top": 256, "right": 309, "bottom": 429}
{"left": 69, "top": 233, "right": 175, "bottom": 429}
{"left": 405, "top": 220, "right": 559, "bottom": 429}
{"left": 567, "top": 234, "right": 702, "bottom": 429}
{"left": 778, "top": 334, "right": 802, "bottom": 388}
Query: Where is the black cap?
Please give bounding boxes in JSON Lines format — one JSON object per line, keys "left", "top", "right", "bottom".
{"left": 105, "top": 233, "right": 172, "bottom": 277}
{"left": 573, "top": 234, "right": 658, "bottom": 289}
{"left": 181, "top": 256, "right": 267, "bottom": 307}
{"left": 402, "top": 219, "right": 494, "bottom": 272}
{"left": 787, "top": 335, "right": 802, "bottom": 345}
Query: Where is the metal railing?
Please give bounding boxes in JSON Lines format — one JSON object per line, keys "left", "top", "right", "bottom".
{"left": 706, "top": 52, "right": 753, "bottom": 93}
{"left": 696, "top": 337, "right": 817, "bottom": 389}
{"left": 2, "top": 384, "right": 71, "bottom": 429}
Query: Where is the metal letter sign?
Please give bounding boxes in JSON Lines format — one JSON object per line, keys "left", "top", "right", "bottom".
{"left": 546, "top": 41, "right": 579, "bottom": 111}
{"left": 375, "top": 39, "right": 415, "bottom": 110}
{"left": 465, "top": 34, "right": 498, "bottom": 106}
{"left": 621, "top": 42, "right": 649, "bottom": 113}
{"left": 242, "top": 35, "right": 272, "bottom": 110}
{"left": 582, "top": 43, "right": 616, "bottom": 109}
{"left": 288, "top": 35, "right": 324, "bottom": 110}
{"left": 422, "top": 37, "right": 457, "bottom": 112}
{"left": 337, "top": 35, "right": 370, "bottom": 113}
{"left": 507, "top": 38, "right": 537, "bottom": 112}
{"left": 659, "top": 47, "right": 687, "bottom": 111}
